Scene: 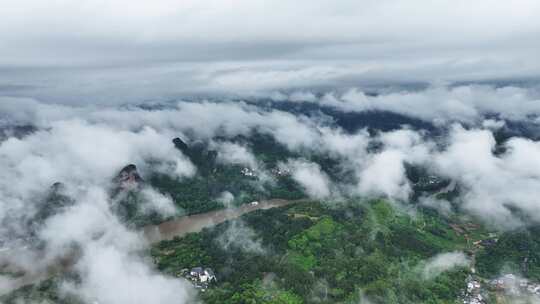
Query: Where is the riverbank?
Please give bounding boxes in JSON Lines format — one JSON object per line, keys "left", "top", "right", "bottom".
{"left": 1, "top": 198, "right": 303, "bottom": 295}
{"left": 144, "top": 198, "right": 301, "bottom": 243}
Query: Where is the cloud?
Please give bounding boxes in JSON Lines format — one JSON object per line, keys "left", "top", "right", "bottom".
{"left": 137, "top": 187, "right": 178, "bottom": 217}
{"left": 0, "top": 1, "right": 539, "bottom": 102}
{"left": 63, "top": 240, "right": 194, "bottom": 304}
{"left": 4, "top": 0, "right": 539, "bottom": 67}
{"left": 482, "top": 119, "right": 506, "bottom": 130}
{"left": 289, "top": 84, "right": 540, "bottom": 124}
{"left": 0, "top": 109, "right": 198, "bottom": 299}
{"left": 4, "top": 97, "right": 540, "bottom": 231}
{"left": 216, "top": 219, "right": 266, "bottom": 255}
{"left": 1, "top": 184, "right": 195, "bottom": 302}
{"left": 0, "top": 119, "right": 194, "bottom": 229}
{"left": 318, "top": 127, "right": 370, "bottom": 161}
{"left": 357, "top": 150, "right": 411, "bottom": 201}
{"left": 215, "top": 191, "right": 235, "bottom": 208}
{"left": 432, "top": 125, "right": 540, "bottom": 228}
{"left": 419, "top": 196, "right": 453, "bottom": 217}
{"left": 4, "top": 92, "right": 540, "bottom": 302}
{"left": 284, "top": 159, "right": 333, "bottom": 199}
{"left": 214, "top": 142, "right": 259, "bottom": 169}
{"left": 420, "top": 251, "right": 470, "bottom": 280}
{"left": 5, "top": 97, "right": 540, "bottom": 230}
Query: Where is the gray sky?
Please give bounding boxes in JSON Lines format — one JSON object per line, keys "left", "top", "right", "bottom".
{"left": 1, "top": 0, "right": 540, "bottom": 103}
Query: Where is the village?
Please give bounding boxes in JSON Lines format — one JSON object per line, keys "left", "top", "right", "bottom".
{"left": 177, "top": 267, "right": 217, "bottom": 292}
{"left": 461, "top": 273, "right": 540, "bottom": 304}
{"left": 447, "top": 222, "right": 540, "bottom": 304}
{"left": 241, "top": 166, "right": 291, "bottom": 178}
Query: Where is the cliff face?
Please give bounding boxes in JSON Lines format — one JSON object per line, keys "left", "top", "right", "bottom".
{"left": 111, "top": 164, "right": 161, "bottom": 226}
{"left": 0, "top": 125, "right": 37, "bottom": 142}
{"left": 172, "top": 137, "right": 189, "bottom": 154}
{"left": 172, "top": 137, "right": 217, "bottom": 172}
{"left": 114, "top": 164, "right": 143, "bottom": 191}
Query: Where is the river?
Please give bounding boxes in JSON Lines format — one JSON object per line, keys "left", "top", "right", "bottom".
{"left": 0, "top": 198, "right": 300, "bottom": 295}
{"left": 143, "top": 198, "right": 299, "bottom": 243}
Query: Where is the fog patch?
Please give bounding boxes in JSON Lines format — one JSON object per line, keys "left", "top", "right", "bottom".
{"left": 214, "top": 142, "right": 259, "bottom": 169}
{"left": 215, "top": 191, "right": 235, "bottom": 209}
{"left": 421, "top": 251, "right": 470, "bottom": 280}
{"left": 292, "top": 85, "right": 540, "bottom": 124}
{"left": 357, "top": 150, "right": 411, "bottom": 201}
{"left": 283, "top": 159, "right": 333, "bottom": 199}
{"left": 216, "top": 219, "right": 266, "bottom": 255}
{"left": 137, "top": 187, "right": 178, "bottom": 217}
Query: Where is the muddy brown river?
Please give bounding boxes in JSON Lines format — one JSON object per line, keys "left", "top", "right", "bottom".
{"left": 1, "top": 198, "right": 301, "bottom": 294}
{"left": 143, "top": 198, "right": 298, "bottom": 243}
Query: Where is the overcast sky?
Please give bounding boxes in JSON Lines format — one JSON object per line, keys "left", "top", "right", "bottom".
{"left": 1, "top": 0, "right": 540, "bottom": 103}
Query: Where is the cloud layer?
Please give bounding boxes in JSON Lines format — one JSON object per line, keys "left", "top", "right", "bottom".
{"left": 2, "top": 84, "right": 540, "bottom": 300}
{"left": 1, "top": 1, "right": 540, "bottom": 102}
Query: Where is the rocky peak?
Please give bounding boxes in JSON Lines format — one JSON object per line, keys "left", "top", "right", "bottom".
{"left": 115, "top": 164, "right": 143, "bottom": 191}
{"left": 172, "top": 137, "right": 218, "bottom": 171}
{"left": 50, "top": 181, "right": 65, "bottom": 193}
{"left": 172, "top": 137, "right": 190, "bottom": 156}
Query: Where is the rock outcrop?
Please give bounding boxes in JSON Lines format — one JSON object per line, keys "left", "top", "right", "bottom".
{"left": 114, "top": 164, "right": 143, "bottom": 191}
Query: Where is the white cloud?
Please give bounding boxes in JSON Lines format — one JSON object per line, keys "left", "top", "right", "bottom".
{"left": 482, "top": 119, "right": 506, "bottom": 130}
{"left": 431, "top": 126, "right": 540, "bottom": 228}
{"left": 0, "top": 119, "right": 194, "bottom": 212}
{"left": 64, "top": 241, "right": 194, "bottom": 304}
{"left": 357, "top": 150, "right": 411, "bottom": 201}
{"left": 6, "top": 98, "right": 540, "bottom": 230}
{"left": 137, "top": 187, "right": 178, "bottom": 216}
{"left": 216, "top": 219, "right": 266, "bottom": 255}
{"left": 4, "top": 93, "right": 540, "bottom": 302}
{"left": 215, "top": 191, "right": 235, "bottom": 208}
{"left": 2, "top": 1, "right": 539, "bottom": 68}
{"left": 421, "top": 251, "right": 470, "bottom": 280}
{"left": 214, "top": 142, "right": 259, "bottom": 169}
{"left": 0, "top": 108, "right": 198, "bottom": 299}
{"left": 294, "top": 85, "right": 540, "bottom": 124}
{"left": 0, "top": 1, "right": 539, "bottom": 102}
{"left": 284, "top": 159, "right": 333, "bottom": 199}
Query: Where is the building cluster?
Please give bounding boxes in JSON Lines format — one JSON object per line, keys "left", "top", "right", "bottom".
{"left": 472, "top": 238, "right": 497, "bottom": 248}
{"left": 460, "top": 274, "right": 540, "bottom": 303}
{"left": 271, "top": 167, "right": 290, "bottom": 176}
{"left": 241, "top": 167, "right": 256, "bottom": 177}
{"left": 461, "top": 277, "right": 486, "bottom": 304}
{"left": 489, "top": 274, "right": 540, "bottom": 296}
{"left": 179, "top": 267, "right": 217, "bottom": 292}
{"left": 241, "top": 166, "right": 292, "bottom": 178}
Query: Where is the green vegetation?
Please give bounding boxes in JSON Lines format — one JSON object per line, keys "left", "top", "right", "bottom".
{"left": 149, "top": 134, "right": 306, "bottom": 216}
{"left": 204, "top": 280, "right": 304, "bottom": 304}
{"left": 287, "top": 217, "right": 341, "bottom": 271}
{"left": 151, "top": 200, "right": 474, "bottom": 303}
{"left": 148, "top": 132, "right": 350, "bottom": 218}
{"left": 0, "top": 277, "right": 83, "bottom": 304}
{"left": 476, "top": 226, "right": 540, "bottom": 281}
{"left": 149, "top": 165, "right": 304, "bottom": 216}
{"left": 7, "top": 199, "right": 537, "bottom": 304}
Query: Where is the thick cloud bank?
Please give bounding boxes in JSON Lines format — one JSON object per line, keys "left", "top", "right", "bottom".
{"left": 0, "top": 111, "right": 196, "bottom": 301}
{"left": 1, "top": 1, "right": 539, "bottom": 103}
{"left": 281, "top": 85, "right": 540, "bottom": 124}
{"left": 1, "top": 83, "right": 540, "bottom": 300}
